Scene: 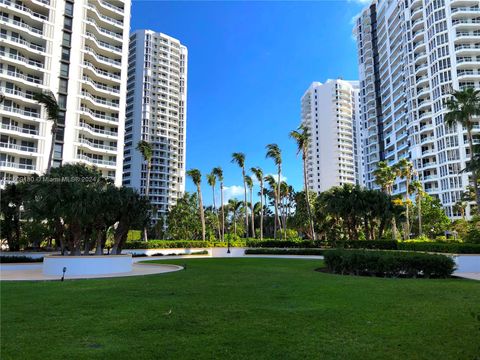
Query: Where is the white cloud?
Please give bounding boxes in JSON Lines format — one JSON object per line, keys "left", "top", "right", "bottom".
{"left": 263, "top": 173, "right": 288, "bottom": 184}
{"left": 222, "top": 185, "right": 245, "bottom": 204}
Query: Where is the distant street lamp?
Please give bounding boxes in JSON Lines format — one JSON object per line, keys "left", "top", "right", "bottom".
{"left": 227, "top": 236, "right": 231, "bottom": 254}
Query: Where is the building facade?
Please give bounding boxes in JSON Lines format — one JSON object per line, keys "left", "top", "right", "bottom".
{"left": 123, "top": 30, "right": 187, "bottom": 221}
{"left": 0, "top": 0, "right": 131, "bottom": 186}
{"left": 301, "top": 79, "right": 362, "bottom": 193}
{"left": 355, "top": 0, "right": 480, "bottom": 217}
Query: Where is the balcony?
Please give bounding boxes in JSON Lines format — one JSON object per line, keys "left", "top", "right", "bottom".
{"left": 0, "top": 161, "right": 36, "bottom": 171}
{"left": 85, "top": 17, "right": 122, "bottom": 40}
{"left": 1, "top": 69, "right": 43, "bottom": 85}
{"left": 0, "top": 16, "right": 43, "bottom": 35}
{"left": 78, "top": 138, "right": 117, "bottom": 152}
{"left": 86, "top": 2, "right": 123, "bottom": 28}
{"left": 0, "top": 142, "right": 37, "bottom": 153}
{"left": 81, "top": 90, "right": 119, "bottom": 108}
{"left": 0, "top": 104, "right": 40, "bottom": 119}
{"left": 85, "top": 31, "right": 122, "bottom": 53}
{"left": 82, "top": 76, "right": 120, "bottom": 94}
{"left": 0, "top": 0, "right": 48, "bottom": 21}
{"left": 83, "top": 61, "right": 120, "bottom": 81}
{"left": 0, "top": 123, "right": 39, "bottom": 135}
{"left": 79, "top": 122, "right": 118, "bottom": 137}
{"left": 77, "top": 154, "right": 116, "bottom": 167}
{"left": 84, "top": 46, "right": 121, "bottom": 67}
{"left": 0, "top": 49, "right": 43, "bottom": 69}
{"left": 0, "top": 33, "right": 45, "bottom": 52}
{"left": 80, "top": 105, "right": 118, "bottom": 123}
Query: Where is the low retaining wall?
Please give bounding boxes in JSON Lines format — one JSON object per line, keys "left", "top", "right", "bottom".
{"left": 43, "top": 255, "right": 132, "bottom": 276}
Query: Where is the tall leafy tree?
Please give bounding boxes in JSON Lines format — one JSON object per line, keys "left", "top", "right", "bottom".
{"left": 136, "top": 140, "right": 153, "bottom": 241}
{"left": 33, "top": 91, "right": 59, "bottom": 173}
{"left": 250, "top": 167, "right": 264, "bottom": 240}
{"left": 410, "top": 179, "right": 425, "bottom": 236}
{"left": 166, "top": 193, "right": 202, "bottom": 240}
{"left": 231, "top": 152, "right": 249, "bottom": 237}
{"left": 245, "top": 175, "right": 255, "bottom": 238}
{"left": 290, "top": 124, "right": 316, "bottom": 240}
{"left": 266, "top": 143, "right": 282, "bottom": 239}
{"left": 207, "top": 171, "right": 220, "bottom": 239}
{"left": 187, "top": 169, "right": 206, "bottom": 241}
{"left": 264, "top": 174, "right": 280, "bottom": 239}
{"left": 227, "top": 198, "right": 242, "bottom": 237}
{"left": 373, "top": 161, "right": 399, "bottom": 240}
{"left": 212, "top": 167, "right": 225, "bottom": 241}
{"left": 444, "top": 88, "right": 480, "bottom": 214}
{"left": 394, "top": 159, "right": 414, "bottom": 239}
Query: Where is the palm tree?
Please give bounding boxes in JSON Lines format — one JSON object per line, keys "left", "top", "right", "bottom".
{"left": 231, "top": 152, "right": 249, "bottom": 237}
{"left": 444, "top": 88, "right": 480, "bottom": 214}
{"left": 410, "top": 179, "right": 425, "bottom": 236}
{"left": 290, "top": 124, "right": 316, "bottom": 240}
{"left": 136, "top": 140, "right": 153, "bottom": 242}
{"left": 264, "top": 174, "right": 280, "bottom": 239}
{"left": 34, "top": 91, "right": 59, "bottom": 174}
{"left": 394, "top": 159, "right": 414, "bottom": 239}
{"left": 373, "top": 161, "right": 399, "bottom": 240}
{"left": 207, "top": 171, "right": 220, "bottom": 240}
{"left": 212, "top": 167, "right": 225, "bottom": 241}
{"left": 251, "top": 167, "right": 264, "bottom": 240}
{"left": 187, "top": 169, "right": 205, "bottom": 241}
{"left": 266, "top": 144, "right": 282, "bottom": 239}
{"left": 245, "top": 175, "right": 255, "bottom": 238}
{"left": 227, "top": 198, "right": 242, "bottom": 236}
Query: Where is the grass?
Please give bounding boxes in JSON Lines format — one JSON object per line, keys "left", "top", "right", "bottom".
{"left": 1, "top": 258, "right": 480, "bottom": 360}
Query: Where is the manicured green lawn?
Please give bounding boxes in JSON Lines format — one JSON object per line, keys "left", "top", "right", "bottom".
{"left": 2, "top": 258, "right": 480, "bottom": 360}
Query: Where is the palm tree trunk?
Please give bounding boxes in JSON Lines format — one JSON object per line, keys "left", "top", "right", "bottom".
{"left": 46, "top": 128, "right": 56, "bottom": 174}
{"left": 277, "top": 170, "right": 281, "bottom": 237}
{"left": 242, "top": 168, "right": 248, "bottom": 237}
{"left": 417, "top": 194, "right": 422, "bottom": 236}
{"left": 467, "top": 128, "right": 480, "bottom": 215}
{"left": 250, "top": 188, "right": 255, "bottom": 238}
{"left": 259, "top": 183, "right": 264, "bottom": 240}
{"left": 404, "top": 177, "right": 410, "bottom": 239}
{"left": 212, "top": 185, "right": 220, "bottom": 240}
{"left": 143, "top": 162, "right": 152, "bottom": 242}
{"left": 197, "top": 185, "right": 206, "bottom": 241}
{"left": 303, "top": 155, "right": 316, "bottom": 241}
{"left": 220, "top": 182, "right": 225, "bottom": 241}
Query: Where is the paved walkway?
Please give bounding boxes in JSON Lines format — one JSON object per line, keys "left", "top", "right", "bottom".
{"left": 453, "top": 272, "right": 480, "bottom": 281}
{"left": 0, "top": 263, "right": 183, "bottom": 281}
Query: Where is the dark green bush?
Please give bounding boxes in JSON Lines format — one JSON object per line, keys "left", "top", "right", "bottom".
{"left": 398, "top": 242, "right": 480, "bottom": 254}
{"left": 245, "top": 239, "right": 321, "bottom": 248}
{"left": 323, "top": 249, "right": 455, "bottom": 278}
{"left": 245, "top": 248, "right": 325, "bottom": 256}
{"left": 338, "top": 240, "right": 398, "bottom": 250}
{"left": 0, "top": 256, "right": 43, "bottom": 263}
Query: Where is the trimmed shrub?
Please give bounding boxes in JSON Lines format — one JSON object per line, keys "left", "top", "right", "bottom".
{"left": 398, "top": 242, "right": 480, "bottom": 254}
{"left": 0, "top": 256, "right": 43, "bottom": 263}
{"left": 323, "top": 249, "right": 455, "bottom": 278}
{"left": 338, "top": 240, "right": 398, "bottom": 250}
{"left": 245, "top": 239, "right": 321, "bottom": 248}
{"left": 245, "top": 248, "right": 325, "bottom": 256}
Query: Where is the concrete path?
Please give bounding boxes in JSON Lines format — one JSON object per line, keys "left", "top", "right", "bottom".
{"left": 453, "top": 272, "right": 480, "bottom": 281}
{"left": 0, "top": 263, "right": 183, "bottom": 281}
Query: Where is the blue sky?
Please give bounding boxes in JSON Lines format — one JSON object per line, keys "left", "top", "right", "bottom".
{"left": 131, "top": 0, "right": 366, "bottom": 204}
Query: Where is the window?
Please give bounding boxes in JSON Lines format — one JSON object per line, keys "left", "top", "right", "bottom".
{"left": 65, "top": 1, "right": 73, "bottom": 16}
{"left": 62, "top": 33, "right": 71, "bottom": 47}
{"left": 64, "top": 17, "right": 72, "bottom": 30}
{"left": 59, "top": 78, "right": 68, "bottom": 93}
{"left": 60, "top": 63, "right": 69, "bottom": 77}
{"left": 61, "top": 47, "right": 70, "bottom": 61}
{"left": 54, "top": 144, "right": 63, "bottom": 159}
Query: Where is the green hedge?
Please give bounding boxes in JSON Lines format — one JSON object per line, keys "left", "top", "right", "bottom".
{"left": 245, "top": 239, "right": 320, "bottom": 248}
{"left": 323, "top": 249, "right": 455, "bottom": 278}
{"left": 397, "top": 242, "right": 480, "bottom": 254}
{"left": 245, "top": 248, "right": 325, "bottom": 256}
{"left": 123, "top": 240, "right": 247, "bottom": 249}
{"left": 0, "top": 256, "right": 43, "bottom": 263}
{"left": 338, "top": 240, "right": 398, "bottom": 250}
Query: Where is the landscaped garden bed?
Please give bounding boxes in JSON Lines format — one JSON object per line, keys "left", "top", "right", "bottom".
{"left": 323, "top": 249, "right": 456, "bottom": 278}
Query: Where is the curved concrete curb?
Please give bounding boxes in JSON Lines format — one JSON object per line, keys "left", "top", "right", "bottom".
{"left": 0, "top": 263, "right": 183, "bottom": 281}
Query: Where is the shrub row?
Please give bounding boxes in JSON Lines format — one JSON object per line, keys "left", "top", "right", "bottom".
{"left": 397, "top": 242, "right": 480, "bottom": 254}
{"left": 0, "top": 256, "right": 43, "bottom": 263}
{"left": 123, "top": 240, "right": 247, "bottom": 249}
{"left": 323, "top": 249, "right": 455, "bottom": 278}
{"left": 131, "top": 250, "right": 209, "bottom": 257}
{"left": 245, "top": 248, "right": 325, "bottom": 256}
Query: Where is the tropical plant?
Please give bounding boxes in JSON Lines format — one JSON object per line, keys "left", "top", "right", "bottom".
{"left": 266, "top": 143, "right": 282, "bottom": 239}
{"left": 245, "top": 175, "right": 255, "bottom": 238}
{"left": 290, "top": 124, "right": 316, "bottom": 240}
{"left": 207, "top": 171, "right": 220, "bottom": 239}
{"left": 227, "top": 198, "right": 243, "bottom": 236}
{"left": 264, "top": 174, "right": 280, "bottom": 239}
{"left": 212, "top": 167, "right": 225, "bottom": 241}
{"left": 250, "top": 167, "right": 264, "bottom": 240}
{"left": 0, "top": 183, "right": 25, "bottom": 251}
{"left": 373, "top": 161, "right": 399, "bottom": 240}
{"left": 444, "top": 88, "right": 480, "bottom": 214}
{"left": 33, "top": 91, "right": 59, "bottom": 173}
{"left": 394, "top": 159, "right": 414, "bottom": 239}
{"left": 136, "top": 140, "right": 153, "bottom": 241}
{"left": 410, "top": 179, "right": 425, "bottom": 236}
{"left": 186, "top": 169, "right": 206, "bottom": 241}
{"left": 231, "top": 152, "right": 249, "bottom": 237}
